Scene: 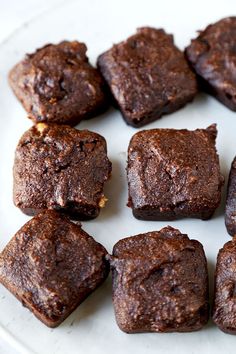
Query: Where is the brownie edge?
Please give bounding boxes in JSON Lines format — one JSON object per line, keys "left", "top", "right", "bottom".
{"left": 225, "top": 157, "right": 236, "bottom": 236}
{"left": 0, "top": 211, "right": 109, "bottom": 327}
{"left": 109, "top": 226, "right": 209, "bottom": 333}
{"left": 213, "top": 237, "right": 236, "bottom": 334}
{"left": 185, "top": 17, "right": 236, "bottom": 111}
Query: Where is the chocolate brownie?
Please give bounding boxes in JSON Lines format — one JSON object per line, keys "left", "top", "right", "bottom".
{"left": 109, "top": 226, "right": 209, "bottom": 333}
{"left": 13, "top": 123, "right": 112, "bottom": 220}
{"left": 225, "top": 157, "right": 236, "bottom": 236}
{"left": 127, "top": 124, "right": 224, "bottom": 220}
{"left": 0, "top": 210, "right": 109, "bottom": 327}
{"left": 185, "top": 17, "right": 236, "bottom": 111}
{"left": 213, "top": 237, "right": 236, "bottom": 333}
{"left": 9, "top": 41, "right": 109, "bottom": 126}
{"left": 97, "top": 27, "right": 198, "bottom": 127}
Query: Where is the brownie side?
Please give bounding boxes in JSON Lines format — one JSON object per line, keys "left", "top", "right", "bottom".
{"left": 9, "top": 41, "right": 109, "bottom": 126}
{"left": 13, "top": 123, "right": 112, "bottom": 220}
{"left": 0, "top": 210, "right": 109, "bottom": 327}
{"left": 185, "top": 17, "right": 236, "bottom": 111}
{"left": 127, "top": 124, "right": 224, "bottom": 220}
{"left": 109, "top": 226, "right": 209, "bottom": 333}
{"left": 225, "top": 157, "right": 236, "bottom": 236}
{"left": 98, "top": 27, "right": 197, "bottom": 127}
{"left": 213, "top": 237, "right": 236, "bottom": 334}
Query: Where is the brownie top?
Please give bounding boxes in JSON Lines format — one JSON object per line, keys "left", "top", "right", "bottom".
{"left": 0, "top": 210, "right": 108, "bottom": 321}
{"left": 25, "top": 41, "right": 90, "bottom": 102}
{"left": 98, "top": 27, "right": 197, "bottom": 124}
{"left": 111, "top": 226, "right": 208, "bottom": 332}
{"left": 113, "top": 226, "right": 199, "bottom": 259}
{"left": 128, "top": 124, "right": 223, "bottom": 210}
{"left": 185, "top": 17, "right": 236, "bottom": 95}
{"left": 13, "top": 123, "right": 111, "bottom": 212}
{"left": 9, "top": 41, "right": 108, "bottom": 124}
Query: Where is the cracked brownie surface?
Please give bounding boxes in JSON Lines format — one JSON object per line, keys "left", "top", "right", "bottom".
{"left": 97, "top": 27, "right": 197, "bottom": 127}
{"left": 0, "top": 210, "right": 109, "bottom": 327}
{"left": 13, "top": 123, "right": 112, "bottom": 219}
{"left": 127, "top": 124, "right": 224, "bottom": 220}
{"left": 109, "top": 226, "right": 209, "bottom": 333}
{"left": 213, "top": 236, "right": 236, "bottom": 333}
{"left": 185, "top": 17, "right": 236, "bottom": 111}
{"left": 9, "top": 41, "right": 109, "bottom": 126}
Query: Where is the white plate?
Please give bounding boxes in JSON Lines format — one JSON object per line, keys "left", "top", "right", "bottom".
{"left": 0, "top": 0, "right": 236, "bottom": 353}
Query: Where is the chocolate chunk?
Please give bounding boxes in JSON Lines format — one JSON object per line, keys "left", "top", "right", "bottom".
{"left": 109, "top": 226, "right": 209, "bottom": 333}
{"left": 213, "top": 237, "right": 236, "bottom": 333}
{"left": 9, "top": 41, "right": 109, "bottom": 126}
{"left": 127, "top": 124, "right": 224, "bottom": 220}
{"left": 185, "top": 17, "right": 236, "bottom": 111}
{"left": 97, "top": 27, "right": 197, "bottom": 127}
{"left": 225, "top": 157, "right": 236, "bottom": 236}
{"left": 0, "top": 210, "right": 109, "bottom": 327}
{"left": 13, "top": 123, "right": 112, "bottom": 220}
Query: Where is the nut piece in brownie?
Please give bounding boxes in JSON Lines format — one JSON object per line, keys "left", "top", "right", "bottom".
{"left": 9, "top": 41, "right": 109, "bottom": 126}
{"left": 225, "top": 157, "right": 236, "bottom": 236}
{"left": 185, "top": 17, "right": 236, "bottom": 111}
{"left": 97, "top": 27, "right": 197, "bottom": 127}
{"left": 0, "top": 210, "right": 109, "bottom": 327}
{"left": 109, "top": 226, "right": 209, "bottom": 333}
{"left": 213, "top": 237, "right": 236, "bottom": 334}
{"left": 127, "top": 124, "right": 224, "bottom": 220}
{"left": 13, "top": 123, "right": 112, "bottom": 220}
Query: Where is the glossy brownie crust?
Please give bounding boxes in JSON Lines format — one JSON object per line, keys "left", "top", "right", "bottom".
{"left": 225, "top": 157, "right": 236, "bottom": 236}
{"left": 97, "top": 27, "right": 197, "bottom": 127}
{"left": 0, "top": 211, "right": 109, "bottom": 327}
{"left": 13, "top": 123, "right": 112, "bottom": 220}
{"left": 9, "top": 41, "right": 109, "bottom": 126}
{"left": 213, "top": 237, "right": 236, "bottom": 334}
{"left": 127, "top": 124, "right": 224, "bottom": 220}
{"left": 185, "top": 17, "right": 236, "bottom": 111}
{"left": 109, "top": 226, "right": 209, "bottom": 333}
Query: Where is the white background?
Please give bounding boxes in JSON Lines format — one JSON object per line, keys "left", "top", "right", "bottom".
{"left": 0, "top": 0, "right": 236, "bottom": 353}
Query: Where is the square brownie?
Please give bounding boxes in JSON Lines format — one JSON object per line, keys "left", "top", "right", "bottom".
{"left": 97, "top": 27, "right": 197, "bottom": 127}
{"left": 127, "top": 124, "right": 224, "bottom": 220}
{"left": 213, "top": 237, "right": 236, "bottom": 333}
{"left": 0, "top": 211, "right": 109, "bottom": 327}
{"left": 13, "top": 123, "right": 112, "bottom": 220}
{"left": 185, "top": 17, "right": 236, "bottom": 111}
{"left": 9, "top": 41, "right": 109, "bottom": 126}
{"left": 109, "top": 226, "right": 209, "bottom": 333}
{"left": 225, "top": 157, "right": 236, "bottom": 236}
